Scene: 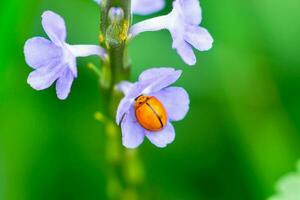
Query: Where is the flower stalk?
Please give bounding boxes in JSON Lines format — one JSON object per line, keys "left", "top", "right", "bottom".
{"left": 100, "top": 0, "right": 131, "bottom": 114}
{"left": 99, "top": 0, "right": 144, "bottom": 199}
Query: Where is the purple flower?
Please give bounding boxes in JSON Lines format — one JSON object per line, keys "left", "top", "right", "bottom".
{"left": 24, "top": 11, "right": 106, "bottom": 100}
{"left": 130, "top": 0, "right": 213, "bottom": 65}
{"left": 116, "top": 68, "right": 189, "bottom": 148}
{"left": 94, "top": 0, "right": 165, "bottom": 15}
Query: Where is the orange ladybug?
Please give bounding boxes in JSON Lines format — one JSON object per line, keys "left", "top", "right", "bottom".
{"left": 134, "top": 95, "right": 167, "bottom": 131}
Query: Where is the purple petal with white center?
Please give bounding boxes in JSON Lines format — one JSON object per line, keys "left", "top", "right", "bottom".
{"left": 42, "top": 11, "right": 67, "bottom": 45}
{"left": 132, "top": 0, "right": 165, "bottom": 15}
{"left": 184, "top": 26, "right": 213, "bottom": 51}
{"left": 27, "top": 63, "right": 64, "bottom": 91}
{"left": 24, "top": 37, "right": 62, "bottom": 69}
{"left": 146, "top": 122, "right": 175, "bottom": 148}
{"left": 56, "top": 68, "right": 74, "bottom": 100}
{"left": 178, "top": 0, "right": 202, "bottom": 25}
{"left": 152, "top": 87, "right": 189, "bottom": 121}
{"left": 121, "top": 107, "right": 145, "bottom": 148}
{"left": 117, "top": 81, "right": 134, "bottom": 96}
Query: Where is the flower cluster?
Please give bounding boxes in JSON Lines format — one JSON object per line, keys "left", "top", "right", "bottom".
{"left": 23, "top": 0, "right": 213, "bottom": 148}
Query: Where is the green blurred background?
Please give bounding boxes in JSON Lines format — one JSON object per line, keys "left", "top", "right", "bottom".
{"left": 1, "top": 0, "right": 300, "bottom": 199}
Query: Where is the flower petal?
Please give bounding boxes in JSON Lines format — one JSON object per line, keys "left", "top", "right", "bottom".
{"left": 178, "top": 0, "right": 202, "bottom": 25}
{"left": 116, "top": 97, "right": 133, "bottom": 124}
{"left": 24, "top": 37, "right": 62, "bottom": 69}
{"left": 132, "top": 0, "right": 165, "bottom": 15}
{"left": 67, "top": 54, "right": 77, "bottom": 77}
{"left": 27, "top": 63, "right": 64, "bottom": 91}
{"left": 121, "top": 107, "right": 145, "bottom": 148}
{"left": 173, "top": 39, "right": 196, "bottom": 66}
{"left": 139, "top": 68, "right": 178, "bottom": 82}
{"left": 140, "top": 68, "right": 182, "bottom": 94}
{"left": 117, "top": 81, "right": 134, "bottom": 96}
{"left": 68, "top": 44, "right": 107, "bottom": 58}
{"left": 129, "top": 15, "right": 169, "bottom": 38}
{"left": 146, "top": 122, "right": 175, "bottom": 148}
{"left": 42, "top": 11, "right": 67, "bottom": 45}
{"left": 152, "top": 87, "right": 189, "bottom": 121}
{"left": 55, "top": 68, "right": 74, "bottom": 100}
{"left": 125, "top": 81, "right": 152, "bottom": 99}
{"left": 184, "top": 26, "right": 213, "bottom": 51}
{"left": 59, "top": 45, "right": 77, "bottom": 77}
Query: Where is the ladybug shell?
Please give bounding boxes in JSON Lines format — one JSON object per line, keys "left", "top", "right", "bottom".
{"left": 134, "top": 95, "right": 167, "bottom": 131}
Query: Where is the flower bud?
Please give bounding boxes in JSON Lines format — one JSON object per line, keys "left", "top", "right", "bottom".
{"left": 108, "top": 7, "right": 124, "bottom": 23}
{"left": 106, "top": 7, "right": 127, "bottom": 47}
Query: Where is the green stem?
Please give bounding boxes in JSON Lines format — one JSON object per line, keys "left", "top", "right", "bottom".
{"left": 100, "top": 0, "right": 131, "bottom": 115}
{"left": 98, "top": 1, "right": 144, "bottom": 199}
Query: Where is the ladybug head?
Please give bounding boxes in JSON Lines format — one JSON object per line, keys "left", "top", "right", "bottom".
{"left": 134, "top": 95, "right": 150, "bottom": 109}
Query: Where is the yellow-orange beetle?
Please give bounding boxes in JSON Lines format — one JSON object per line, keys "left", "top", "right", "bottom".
{"left": 134, "top": 95, "right": 167, "bottom": 131}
